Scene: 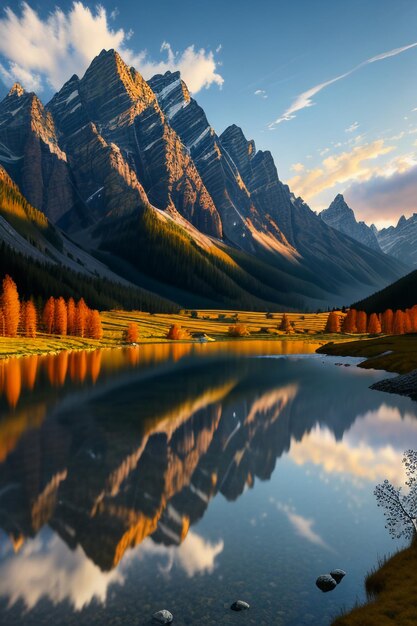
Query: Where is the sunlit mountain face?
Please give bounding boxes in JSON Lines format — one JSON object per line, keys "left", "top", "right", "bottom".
{"left": 0, "top": 344, "right": 416, "bottom": 625}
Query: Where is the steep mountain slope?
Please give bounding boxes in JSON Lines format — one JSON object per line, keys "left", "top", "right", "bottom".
{"left": 48, "top": 50, "right": 221, "bottom": 237}
{"left": 0, "top": 165, "right": 176, "bottom": 311}
{"left": 353, "top": 268, "right": 417, "bottom": 313}
{"left": 0, "top": 84, "right": 83, "bottom": 228}
{"left": 0, "top": 50, "right": 409, "bottom": 309}
{"left": 376, "top": 214, "right": 417, "bottom": 268}
{"left": 320, "top": 194, "right": 381, "bottom": 252}
{"left": 148, "top": 72, "right": 292, "bottom": 255}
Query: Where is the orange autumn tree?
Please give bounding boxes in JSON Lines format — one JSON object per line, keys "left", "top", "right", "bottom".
{"left": 410, "top": 305, "right": 417, "bottom": 333}
{"left": 124, "top": 323, "right": 139, "bottom": 343}
{"left": 24, "top": 300, "right": 37, "bottom": 338}
{"left": 356, "top": 311, "right": 367, "bottom": 334}
{"left": 342, "top": 309, "right": 357, "bottom": 333}
{"left": 1, "top": 275, "right": 20, "bottom": 337}
{"left": 86, "top": 310, "right": 103, "bottom": 340}
{"left": 381, "top": 309, "right": 394, "bottom": 334}
{"left": 404, "top": 309, "right": 413, "bottom": 334}
{"left": 325, "top": 311, "right": 340, "bottom": 333}
{"left": 367, "top": 312, "right": 381, "bottom": 335}
{"left": 0, "top": 309, "right": 5, "bottom": 336}
{"left": 167, "top": 324, "right": 190, "bottom": 340}
{"left": 55, "top": 297, "right": 68, "bottom": 336}
{"left": 393, "top": 310, "right": 405, "bottom": 335}
{"left": 43, "top": 297, "right": 55, "bottom": 334}
{"left": 67, "top": 297, "right": 76, "bottom": 335}
{"left": 75, "top": 298, "right": 88, "bottom": 338}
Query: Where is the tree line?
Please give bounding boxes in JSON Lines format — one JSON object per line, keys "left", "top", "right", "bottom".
{"left": 0, "top": 275, "right": 103, "bottom": 339}
{"left": 325, "top": 306, "right": 417, "bottom": 334}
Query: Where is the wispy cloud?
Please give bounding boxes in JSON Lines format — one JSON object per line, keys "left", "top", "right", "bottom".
{"left": 0, "top": 2, "right": 223, "bottom": 94}
{"left": 345, "top": 121, "right": 360, "bottom": 133}
{"left": 276, "top": 502, "right": 333, "bottom": 551}
{"left": 270, "top": 42, "right": 417, "bottom": 127}
{"left": 288, "top": 140, "right": 394, "bottom": 201}
{"left": 254, "top": 88, "right": 268, "bottom": 99}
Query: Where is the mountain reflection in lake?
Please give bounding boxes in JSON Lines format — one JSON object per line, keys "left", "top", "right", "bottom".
{"left": 0, "top": 341, "right": 416, "bottom": 625}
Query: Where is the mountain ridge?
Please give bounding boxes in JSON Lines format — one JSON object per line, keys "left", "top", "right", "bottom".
{"left": 0, "top": 50, "right": 408, "bottom": 309}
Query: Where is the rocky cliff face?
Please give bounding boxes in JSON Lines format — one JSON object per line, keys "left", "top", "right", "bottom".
{"left": 320, "top": 194, "right": 381, "bottom": 252}
{"left": 48, "top": 50, "right": 222, "bottom": 236}
{"left": 148, "top": 72, "right": 292, "bottom": 254}
{"left": 0, "top": 84, "right": 79, "bottom": 225}
{"left": 376, "top": 214, "right": 417, "bottom": 268}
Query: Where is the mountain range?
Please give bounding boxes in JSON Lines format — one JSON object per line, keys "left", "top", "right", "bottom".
{"left": 320, "top": 194, "right": 417, "bottom": 271}
{"left": 0, "top": 49, "right": 408, "bottom": 310}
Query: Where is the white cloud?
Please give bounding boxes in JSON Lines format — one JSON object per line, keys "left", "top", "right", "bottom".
{"left": 270, "top": 41, "right": 417, "bottom": 127}
{"left": 345, "top": 121, "right": 360, "bottom": 133}
{"left": 254, "top": 89, "right": 268, "bottom": 99}
{"left": 133, "top": 531, "right": 224, "bottom": 578}
{"left": 0, "top": 2, "right": 223, "bottom": 94}
{"left": 0, "top": 532, "right": 123, "bottom": 611}
{"left": 276, "top": 502, "right": 333, "bottom": 551}
{"left": 129, "top": 42, "right": 223, "bottom": 93}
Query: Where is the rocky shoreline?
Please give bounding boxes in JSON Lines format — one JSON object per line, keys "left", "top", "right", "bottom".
{"left": 371, "top": 369, "right": 417, "bottom": 401}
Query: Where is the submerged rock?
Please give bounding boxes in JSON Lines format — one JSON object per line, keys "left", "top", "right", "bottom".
{"left": 152, "top": 609, "right": 173, "bottom": 624}
{"left": 231, "top": 600, "right": 250, "bottom": 611}
{"left": 330, "top": 569, "right": 346, "bottom": 584}
{"left": 315, "top": 575, "right": 337, "bottom": 592}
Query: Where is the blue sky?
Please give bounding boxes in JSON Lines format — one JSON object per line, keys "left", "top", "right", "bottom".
{"left": 0, "top": 0, "right": 417, "bottom": 227}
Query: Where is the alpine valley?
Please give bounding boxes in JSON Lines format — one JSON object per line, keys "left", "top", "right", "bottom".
{"left": 0, "top": 49, "right": 408, "bottom": 310}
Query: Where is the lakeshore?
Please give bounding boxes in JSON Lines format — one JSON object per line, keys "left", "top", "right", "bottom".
{"left": 0, "top": 309, "right": 338, "bottom": 360}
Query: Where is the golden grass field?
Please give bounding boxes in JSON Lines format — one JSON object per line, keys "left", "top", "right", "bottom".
{"left": 332, "top": 539, "right": 417, "bottom": 626}
{"left": 0, "top": 309, "right": 345, "bottom": 359}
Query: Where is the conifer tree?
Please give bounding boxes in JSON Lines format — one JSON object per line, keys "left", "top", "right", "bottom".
{"left": 75, "top": 298, "right": 88, "bottom": 337}
{"left": 67, "top": 297, "right": 76, "bottom": 335}
{"left": 393, "top": 310, "right": 405, "bottom": 335}
{"left": 404, "top": 310, "right": 413, "bottom": 334}
{"left": 279, "top": 313, "right": 292, "bottom": 332}
{"left": 24, "top": 300, "right": 37, "bottom": 338}
{"left": 325, "top": 311, "right": 340, "bottom": 333}
{"left": 1, "top": 274, "right": 20, "bottom": 337}
{"left": 381, "top": 309, "right": 394, "bottom": 334}
{"left": 356, "top": 311, "right": 367, "bottom": 334}
{"left": 55, "top": 297, "right": 68, "bottom": 336}
{"left": 124, "top": 322, "right": 139, "bottom": 343}
{"left": 367, "top": 312, "right": 381, "bottom": 335}
{"left": 342, "top": 308, "right": 357, "bottom": 333}
{"left": 86, "top": 309, "right": 103, "bottom": 340}
{"left": 43, "top": 297, "right": 55, "bottom": 334}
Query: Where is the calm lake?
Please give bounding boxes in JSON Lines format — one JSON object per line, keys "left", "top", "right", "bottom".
{"left": 0, "top": 341, "right": 415, "bottom": 625}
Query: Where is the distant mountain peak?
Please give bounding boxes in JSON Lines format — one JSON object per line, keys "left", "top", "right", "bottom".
{"left": 321, "top": 194, "right": 381, "bottom": 252}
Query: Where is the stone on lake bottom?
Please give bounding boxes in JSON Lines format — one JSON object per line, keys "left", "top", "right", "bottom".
{"left": 152, "top": 609, "right": 173, "bottom": 624}
{"left": 330, "top": 569, "right": 346, "bottom": 584}
{"left": 231, "top": 600, "right": 250, "bottom": 611}
{"left": 315, "top": 575, "right": 337, "bottom": 592}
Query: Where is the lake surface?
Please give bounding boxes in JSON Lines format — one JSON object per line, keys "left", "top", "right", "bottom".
{"left": 0, "top": 340, "right": 416, "bottom": 625}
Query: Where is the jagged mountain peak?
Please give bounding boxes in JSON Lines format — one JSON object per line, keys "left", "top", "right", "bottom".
{"left": 7, "top": 82, "right": 25, "bottom": 98}
{"left": 321, "top": 194, "right": 381, "bottom": 252}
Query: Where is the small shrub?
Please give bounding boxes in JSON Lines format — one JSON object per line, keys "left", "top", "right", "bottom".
{"left": 228, "top": 324, "right": 250, "bottom": 337}
{"left": 167, "top": 324, "right": 191, "bottom": 340}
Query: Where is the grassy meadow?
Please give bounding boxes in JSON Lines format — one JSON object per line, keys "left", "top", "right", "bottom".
{"left": 0, "top": 309, "right": 345, "bottom": 359}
